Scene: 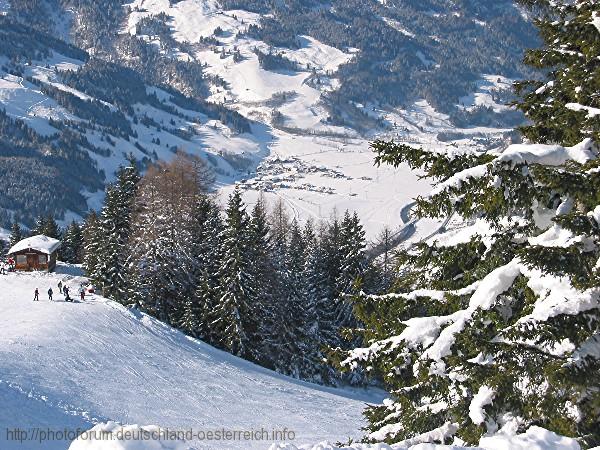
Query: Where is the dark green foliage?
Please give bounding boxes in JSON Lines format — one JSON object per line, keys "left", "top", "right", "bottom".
{"left": 60, "top": 221, "right": 84, "bottom": 263}
{"left": 514, "top": 1, "right": 600, "bottom": 146}
{"left": 8, "top": 220, "right": 23, "bottom": 248}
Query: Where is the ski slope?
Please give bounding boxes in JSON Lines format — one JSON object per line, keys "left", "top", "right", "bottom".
{"left": 0, "top": 266, "right": 384, "bottom": 450}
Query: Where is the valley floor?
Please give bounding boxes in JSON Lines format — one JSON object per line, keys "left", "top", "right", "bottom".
{"left": 0, "top": 264, "right": 384, "bottom": 450}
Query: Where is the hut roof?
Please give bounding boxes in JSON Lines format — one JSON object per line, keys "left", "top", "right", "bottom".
{"left": 8, "top": 235, "right": 62, "bottom": 255}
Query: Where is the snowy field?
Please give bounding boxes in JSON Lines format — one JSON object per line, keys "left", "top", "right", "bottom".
{"left": 0, "top": 265, "right": 384, "bottom": 450}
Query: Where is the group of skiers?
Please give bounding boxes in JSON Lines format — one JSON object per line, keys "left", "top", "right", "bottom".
{"left": 0, "top": 257, "right": 15, "bottom": 274}
{"left": 33, "top": 281, "right": 87, "bottom": 302}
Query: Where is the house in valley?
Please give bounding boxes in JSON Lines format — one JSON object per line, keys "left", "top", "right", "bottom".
{"left": 7, "top": 235, "right": 61, "bottom": 272}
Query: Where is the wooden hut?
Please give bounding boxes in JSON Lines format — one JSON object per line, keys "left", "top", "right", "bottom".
{"left": 7, "top": 235, "right": 61, "bottom": 272}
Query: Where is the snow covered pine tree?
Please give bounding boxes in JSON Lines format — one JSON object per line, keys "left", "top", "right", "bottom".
{"left": 340, "top": 1, "right": 600, "bottom": 447}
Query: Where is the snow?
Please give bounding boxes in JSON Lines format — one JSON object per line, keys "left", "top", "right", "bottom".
{"left": 267, "top": 426, "right": 582, "bottom": 450}
{"left": 566, "top": 103, "right": 600, "bottom": 118}
{"left": 66, "top": 425, "right": 586, "bottom": 449}
{"left": 0, "top": 268, "right": 384, "bottom": 450}
{"left": 497, "top": 138, "right": 597, "bottom": 166}
{"left": 479, "top": 426, "right": 580, "bottom": 450}
{"left": 592, "top": 12, "right": 600, "bottom": 34}
{"left": 468, "top": 386, "right": 495, "bottom": 426}
{"left": 518, "top": 266, "right": 600, "bottom": 324}
{"left": 458, "top": 75, "right": 512, "bottom": 113}
{"left": 68, "top": 423, "right": 189, "bottom": 450}
{"left": 429, "top": 139, "right": 597, "bottom": 198}
{"left": 382, "top": 17, "right": 415, "bottom": 38}
{"left": 7, "top": 235, "right": 62, "bottom": 255}
{"left": 421, "top": 260, "right": 522, "bottom": 364}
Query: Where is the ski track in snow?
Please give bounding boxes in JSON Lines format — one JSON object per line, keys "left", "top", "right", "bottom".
{"left": 0, "top": 266, "right": 384, "bottom": 450}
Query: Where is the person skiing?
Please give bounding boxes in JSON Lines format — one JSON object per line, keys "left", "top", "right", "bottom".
{"left": 34, "top": 288, "right": 39, "bottom": 302}
{"left": 58, "top": 280, "right": 63, "bottom": 294}
{"left": 79, "top": 286, "right": 85, "bottom": 301}
{"left": 48, "top": 287, "right": 53, "bottom": 302}
{"left": 63, "top": 285, "right": 71, "bottom": 302}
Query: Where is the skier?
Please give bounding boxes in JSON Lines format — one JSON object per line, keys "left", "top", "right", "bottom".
{"left": 34, "top": 288, "right": 39, "bottom": 302}
{"left": 79, "top": 286, "right": 85, "bottom": 301}
{"left": 58, "top": 280, "right": 63, "bottom": 294}
{"left": 48, "top": 287, "right": 53, "bottom": 302}
{"left": 63, "top": 285, "right": 71, "bottom": 302}
{"left": 0, "top": 261, "right": 5, "bottom": 275}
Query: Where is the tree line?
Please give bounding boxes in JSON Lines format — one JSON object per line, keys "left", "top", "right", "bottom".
{"left": 57, "top": 151, "right": 383, "bottom": 385}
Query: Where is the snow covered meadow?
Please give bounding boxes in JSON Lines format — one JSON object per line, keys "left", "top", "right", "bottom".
{"left": 0, "top": 265, "right": 383, "bottom": 450}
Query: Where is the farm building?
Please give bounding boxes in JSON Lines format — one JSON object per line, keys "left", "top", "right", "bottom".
{"left": 7, "top": 235, "right": 61, "bottom": 272}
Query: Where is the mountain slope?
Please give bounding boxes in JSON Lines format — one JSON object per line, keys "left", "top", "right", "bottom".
{"left": 0, "top": 266, "right": 383, "bottom": 450}
{"left": 0, "top": 0, "right": 532, "bottom": 237}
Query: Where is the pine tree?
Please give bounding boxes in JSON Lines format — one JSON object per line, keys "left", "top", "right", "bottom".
{"left": 285, "top": 218, "right": 321, "bottom": 379}
{"left": 60, "top": 221, "right": 84, "bottom": 263}
{"left": 181, "top": 195, "right": 223, "bottom": 339}
{"left": 340, "top": 3, "right": 600, "bottom": 444}
{"left": 9, "top": 219, "right": 22, "bottom": 247}
{"left": 90, "top": 163, "right": 140, "bottom": 300}
{"left": 31, "top": 215, "right": 47, "bottom": 236}
{"left": 301, "top": 219, "right": 337, "bottom": 383}
{"left": 82, "top": 211, "right": 100, "bottom": 279}
{"left": 213, "top": 188, "right": 259, "bottom": 359}
{"left": 42, "top": 215, "right": 61, "bottom": 240}
{"left": 373, "top": 226, "right": 396, "bottom": 292}
{"left": 248, "top": 197, "right": 277, "bottom": 367}
{"left": 125, "top": 154, "right": 204, "bottom": 324}
{"left": 335, "top": 211, "right": 368, "bottom": 331}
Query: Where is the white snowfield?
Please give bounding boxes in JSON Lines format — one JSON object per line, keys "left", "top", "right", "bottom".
{"left": 0, "top": 266, "right": 384, "bottom": 450}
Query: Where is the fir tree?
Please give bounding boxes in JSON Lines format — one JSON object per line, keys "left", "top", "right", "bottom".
{"left": 42, "top": 215, "right": 61, "bottom": 240}
{"left": 60, "top": 221, "right": 84, "bottom": 263}
{"left": 213, "top": 188, "right": 259, "bottom": 359}
{"left": 340, "top": 3, "right": 600, "bottom": 443}
{"left": 9, "top": 219, "right": 23, "bottom": 247}
{"left": 82, "top": 211, "right": 100, "bottom": 279}
{"left": 31, "top": 215, "right": 47, "bottom": 236}
{"left": 90, "top": 163, "right": 140, "bottom": 300}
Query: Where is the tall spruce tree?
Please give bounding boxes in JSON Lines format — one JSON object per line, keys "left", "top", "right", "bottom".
{"left": 89, "top": 163, "right": 140, "bottom": 300}
{"left": 125, "top": 154, "right": 204, "bottom": 324}
{"left": 9, "top": 219, "right": 23, "bottom": 248}
{"left": 340, "top": 2, "right": 600, "bottom": 446}
{"left": 303, "top": 219, "right": 338, "bottom": 384}
{"left": 213, "top": 188, "right": 260, "bottom": 360}
{"left": 31, "top": 215, "right": 47, "bottom": 236}
{"left": 193, "top": 197, "right": 225, "bottom": 342}
{"left": 82, "top": 211, "right": 100, "bottom": 279}
{"left": 60, "top": 221, "right": 84, "bottom": 263}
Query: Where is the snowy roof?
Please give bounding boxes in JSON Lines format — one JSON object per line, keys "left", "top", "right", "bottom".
{"left": 8, "top": 235, "right": 62, "bottom": 255}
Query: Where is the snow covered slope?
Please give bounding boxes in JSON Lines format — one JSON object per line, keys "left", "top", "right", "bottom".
{"left": 0, "top": 266, "right": 383, "bottom": 450}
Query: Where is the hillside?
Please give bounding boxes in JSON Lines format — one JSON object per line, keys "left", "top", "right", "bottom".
{"left": 0, "top": 0, "right": 534, "bottom": 237}
{"left": 0, "top": 265, "right": 384, "bottom": 450}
